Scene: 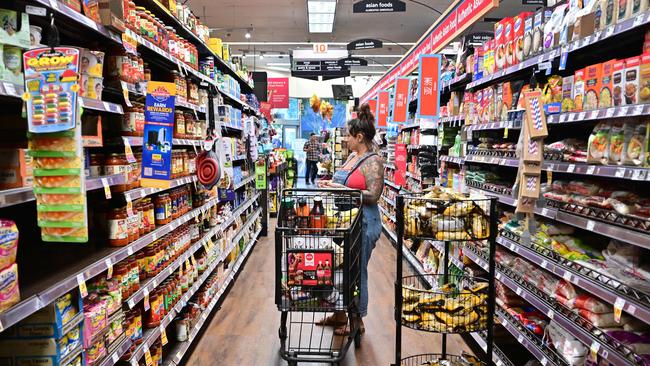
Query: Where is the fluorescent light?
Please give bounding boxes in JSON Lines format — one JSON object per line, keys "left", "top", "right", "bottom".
{"left": 308, "top": 0, "right": 337, "bottom": 13}
{"left": 267, "top": 63, "right": 291, "bottom": 66}
{"left": 309, "top": 13, "right": 335, "bottom": 23}
{"left": 309, "top": 23, "right": 333, "bottom": 33}
{"left": 245, "top": 31, "right": 251, "bottom": 39}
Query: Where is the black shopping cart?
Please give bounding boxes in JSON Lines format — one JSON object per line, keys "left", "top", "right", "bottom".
{"left": 275, "top": 188, "right": 363, "bottom": 365}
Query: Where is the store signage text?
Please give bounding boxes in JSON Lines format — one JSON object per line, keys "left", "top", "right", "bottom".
{"left": 353, "top": 0, "right": 406, "bottom": 13}
{"left": 347, "top": 39, "right": 383, "bottom": 50}
{"left": 337, "top": 57, "right": 368, "bottom": 67}
{"left": 392, "top": 77, "right": 410, "bottom": 123}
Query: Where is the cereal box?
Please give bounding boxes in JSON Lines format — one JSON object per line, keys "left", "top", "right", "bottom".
{"left": 601, "top": 0, "right": 618, "bottom": 29}
{"left": 584, "top": 63, "right": 603, "bottom": 110}
{"left": 494, "top": 19, "right": 507, "bottom": 71}
{"left": 523, "top": 13, "right": 535, "bottom": 60}
{"left": 514, "top": 12, "right": 533, "bottom": 65}
{"left": 504, "top": 18, "right": 515, "bottom": 67}
{"left": 574, "top": 68, "right": 586, "bottom": 111}
{"left": 612, "top": 59, "right": 627, "bottom": 106}
{"left": 624, "top": 56, "right": 640, "bottom": 105}
{"left": 599, "top": 60, "right": 616, "bottom": 108}
{"left": 617, "top": 0, "right": 629, "bottom": 21}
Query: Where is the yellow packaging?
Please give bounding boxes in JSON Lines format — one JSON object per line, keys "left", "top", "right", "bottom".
{"left": 222, "top": 44, "right": 230, "bottom": 61}
{"left": 208, "top": 38, "right": 223, "bottom": 58}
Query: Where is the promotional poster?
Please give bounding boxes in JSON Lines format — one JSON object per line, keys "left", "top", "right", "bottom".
{"left": 141, "top": 81, "right": 176, "bottom": 188}
{"left": 417, "top": 54, "right": 442, "bottom": 119}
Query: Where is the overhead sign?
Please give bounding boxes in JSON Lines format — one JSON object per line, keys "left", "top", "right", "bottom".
{"left": 313, "top": 43, "right": 328, "bottom": 54}
{"left": 292, "top": 60, "right": 350, "bottom": 78}
{"left": 267, "top": 77, "right": 289, "bottom": 109}
{"left": 416, "top": 55, "right": 441, "bottom": 119}
{"left": 466, "top": 32, "right": 493, "bottom": 44}
{"left": 392, "top": 77, "right": 410, "bottom": 123}
{"left": 360, "top": 0, "right": 499, "bottom": 103}
{"left": 337, "top": 57, "right": 368, "bottom": 67}
{"left": 368, "top": 98, "right": 377, "bottom": 118}
{"left": 293, "top": 49, "right": 348, "bottom": 60}
{"left": 347, "top": 38, "right": 383, "bottom": 50}
{"left": 353, "top": 0, "right": 406, "bottom": 13}
{"left": 376, "top": 91, "right": 389, "bottom": 128}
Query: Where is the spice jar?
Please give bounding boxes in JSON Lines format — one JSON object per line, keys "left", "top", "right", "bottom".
{"left": 154, "top": 194, "right": 172, "bottom": 226}
{"left": 107, "top": 207, "right": 128, "bottom": 246}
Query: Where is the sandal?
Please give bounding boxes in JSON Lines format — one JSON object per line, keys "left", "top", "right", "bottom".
{"left": 334, "top": 325, "right": 350, "bottom": 336}
{"left": 316, "top": 314, "right": 347, "bottom": 326}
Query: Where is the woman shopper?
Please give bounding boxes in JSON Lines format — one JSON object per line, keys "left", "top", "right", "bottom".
{"left": 316, "top": 103, "right": 384, "bottom": 335}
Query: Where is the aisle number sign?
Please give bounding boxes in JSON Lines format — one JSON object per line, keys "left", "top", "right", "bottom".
{"left": 376, "top": 91, "right": 390, "bottom": 128}
{"left": 392, "top": 77, "right": 410, "bottom": 123}
{"left": 141, "top": 81, "right": 176, "bottom": 189}
{"left": 313, "top": 43, "right": 328, "bottom": 54}
{"left": 416, "top": 55, "right": 441, "bottom": 119}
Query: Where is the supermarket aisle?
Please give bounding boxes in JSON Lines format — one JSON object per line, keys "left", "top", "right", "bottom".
{"left": 186, "top": 221, "right": 470, "bottom": 365}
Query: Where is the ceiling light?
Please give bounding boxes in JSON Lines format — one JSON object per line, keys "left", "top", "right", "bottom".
{"left": 309, "top": 13, "right": 334, "bottom": 23}
{"left": 245, "top": 31, "right": 251, "bottom": 39}
{"left": 309, "top": 23, "right": 333, "bottom": 33}
{"left": 259, "top": 54, "right": 264, "bottom": 60}
{"left": 242, "top": 54, "right": 247, "bottom": 59}
{"left": 308, "top": 0, "right": 337, "bottom": 13}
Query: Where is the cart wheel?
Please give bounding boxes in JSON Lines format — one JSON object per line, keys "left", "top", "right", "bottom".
{"left": 288, "top": 361, "right": 298, "bottom": 366}
{"left": 354, "top": 330, "right": 361, "bottom": 348}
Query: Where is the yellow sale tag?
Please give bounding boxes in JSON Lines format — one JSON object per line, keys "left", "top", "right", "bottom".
{"left": 160, "top": 326, "right": 168, "bottom": 346}
{"left": 120, "top": 81, "right": 133, "bottom": 107}
{"left": 190, "top": 254, "right": 197, "bottom": 267}
{"left": 105, "top": 258, "right": 113, "bottom": 279}
{"left": 546, "top": 170, "right": 552, "bottom": 185}
{"left": 503, "top": 127, "right": 509, "bottom": 138}
{"left": 126, "top": 201, "right": 134, "bottom": 216}
{"left": 185, "top": 259, "right": 191, "bottom": 270}
{"left": 589, "top": 342, "right": 600, "bottom": 362}
{"left": 144, "top": 348, "right": 153, "bottom": 366}
{"left": 77, "top": 274, "right": 88, "bottom": 298}
{"left": 207, "top": 238, "right": 214, "bottom": 251}
{"left": 614, "top": 297, "right": 625, "bottom": 323}
{"left": 122, "top": 137, "right": 136, "bottom": 163}
{"left": 101, "top": 178, "right": 112, "bottom": 199}
{"left": 144, "top": 289, "right": 150, "bottom": 311}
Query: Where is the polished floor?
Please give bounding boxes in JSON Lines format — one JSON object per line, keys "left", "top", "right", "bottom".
{"left": 185, "top": 220, "right": 470, "bottom": 365}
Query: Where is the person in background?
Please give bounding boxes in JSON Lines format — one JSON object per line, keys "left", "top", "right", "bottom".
{"left": 303, "top": 133, "right": 321, "bottom": 185}
{"left": 316, "top": 103, "right": 384, "bottom": 335}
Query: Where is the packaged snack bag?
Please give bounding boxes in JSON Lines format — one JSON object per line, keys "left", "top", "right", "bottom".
{"left": 588, "top": 122, "right": 612, "bottom": 164}
{"left": 624, "top": 121, "right": 648, "bottom": 166}
{"left": 584, "top": 63, "right": 602, "bottom": 110}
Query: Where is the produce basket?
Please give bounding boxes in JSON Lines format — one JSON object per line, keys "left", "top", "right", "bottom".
{"left": 401, "top": 274, "right": 489, "bottom": 333}
{"left": 400, "top": 353, "right": 487, "bottom": 366}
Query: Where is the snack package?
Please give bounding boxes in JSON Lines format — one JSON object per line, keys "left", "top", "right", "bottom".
{"left": 514, "top": 12, "right": 533, "bottom": 65}
{"left": 608, "top": 122, "right": 626, "bottom": 164}
{"left": 544, "top": 5, "right": 568, "bottom": 51}
{"left": 613, "top": 59, "right": 627, "bottom": 106}
{"left": 624, "top": 56, "right": 640, "bottom": 105}
{"left": 640, "top": 53, "right": 650, "bottom": 103}
{"left": 562, "top": 76, "right": 575, "bottom": 112}
{"left": 584, "top": 63, "right": 602, "bottom": 110}
{"left": 0, "top": 220, "right": 18, "bottom": 271}
{"left": 599, "top": 59, "right": 615, "bottom": 108}
{"left": 588, "top": 122, "right": 612, "bottom": 164}
{"left": 574, "top": 68, "right": 586, "bottom": 111}
{"left": 624, "top": 121, "right": 648, "bottom": 166}
{"left": 0, "top": 263, "right": 19, "bottom": 313}
{"left": 505, "top": 18, "right": 515, "bottom": 67}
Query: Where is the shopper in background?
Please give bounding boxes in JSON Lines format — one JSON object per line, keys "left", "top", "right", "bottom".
{"left": 316, "top": 103, "right": 384, "bottom": 335}
{"left": 303, "top": 133, "right": 321, "bottom": 185}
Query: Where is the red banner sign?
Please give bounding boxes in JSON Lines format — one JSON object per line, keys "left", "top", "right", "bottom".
{"left": 392, "top": 77, "right": 410, "bottom": 123}
{"left": 417, "top": 55, "right": 441, "bottom": 118}
{"left": 267, "top": 77, "right": 289, "bottom": 109}
{"left": 368, "top": 98, "right": 377, "bottom": 118}
{"left": 394, "top": 144, "right": 407, "bottom": 186}
{"left": 260, "top": 102, "right": 273, "bottom": 121}
{"left": 376, "top": 91, "right": 389, "bottom": 128}
{"left": 360, "top": 0, "right": 498, "bottom": 104}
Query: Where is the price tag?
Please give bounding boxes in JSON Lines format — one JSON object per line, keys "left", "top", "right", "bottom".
{"left": 586, "top": 220, "right": 596, "bottom": 231}
{"left": 634, "top": 104, "right": 645, "bottom": 115}
{"left": 559, "top": 114, "right": 568, "bottom": 123}
{"left": 615, "top": 167, "right": 626, "bottom": 178}
{"left": 120, "top": 81, "right": 133, "bottom": 107}
{"left": 77, "top": 274, "right": 88, "bottom": 298}
{"left": 126, "top": 200, "right": 134, "bottom": 216}
{"left": 563, "top": 271, "right": 573, "bottom": 282}
{"left": 541, "top": 358, "right": 548, "bottom": 366}
{"left": 496, "top": 272, "right": 502, "bottom": 280}
{"left": 128, "top": 299, "right": 135, "bottom": 308}
{"left": 517, "top": 334, "right": 524, "bottom": 343}
{"left": 185, "top": 259, "right": 191, "bottom": 270}
{"left": 614, "top": 297, "right": 626, "bottom": 322}
{"left": 122, "top": 137, "right": 137, "bottom": 163}
{"left": 568, "top": 113, "right": 577, "bottom": 121}
{"left": 590, "top": 342, "right": 600, "bottom": 362}
{"left": 634, "top": 13, "right": 645, "bottom": 26}
{"left": 567, "top": 164, "right": 575, "bottom": 173}
{"left": 144, "top": 345, "right": 153, "bottom": 366}
{"left": 111, "top": 352, "right": 120, "bottom": 363}
{"left": 127, "top": 246, "right": 134, "bottom": 256}
{"left": 605, "top": 25, "right": 615, "bottom": 37}
{"left": 515, "top": 287, "right": 522, "bottom": 295}
{"left": 606, "top": 107, "right": 615, "bottom": 117}
{"left": 589, "top": 110, "right": 600, "bottom": 119}
{"left": 190, "top": 253, "right": 197, "bottom": 267}
{"left": 144, "top": 288, "right": 150, "bottom": 311}
{"left": 540, "top": 260, "right": 548, "bottom": 269}
{"left": 587, "top": 165, "right": 596, "bottom": 175}
{"left": 617, "top": 106, "right": 630, "bottom": 117}
{"left": 547, "top": 309, "right": 554, "bottom": 319}
{"left": 2, "top": 82, "right": 17, "bottom": 97}
{"left": 101, "top": 178, "right": 112, "bottom": 199}
{"left": 541, "top": 208, "right": 550, "bottom": 217}
{"left": 49, "top": 0, "right": 59, "bottom": 9}
{"left": 105, "top": 258, "right": 113, "bottom": 279}
{"left": 160, "top": 325, "right": 168, "bottom": 345}
{"left": 152, "top": 232, "right": 158, "bottom": 242}
{"left": 632, "top": 169, "right": 645, "bottom": 180}
{"left": 576, "top": 111, "right": 586, "bottom": 121}
{"left": 503, "top": 127, "right": 509, "bottom": 139}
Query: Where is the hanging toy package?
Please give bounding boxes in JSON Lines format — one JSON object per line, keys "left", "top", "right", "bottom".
{"left": 23, "top": 47, "right": 88, "bottom": 243}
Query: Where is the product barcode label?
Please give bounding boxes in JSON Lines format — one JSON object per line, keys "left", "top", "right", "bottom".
{"left": 105, "top": 258, "right": 113, "bottom": 279}
{"left": 614, "top": 297, "right": 626, "bottom": 322}
{"left": 587, "top": 165, "right": 596, "bottom": 175}
{"left": 567, "top": 164, "right": 575, "bottom": 173}
{"left": 586, "top": 220, "right": 596, "bottom": 231}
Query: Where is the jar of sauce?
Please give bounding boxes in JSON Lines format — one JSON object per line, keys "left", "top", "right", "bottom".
{"left": 154, "top": 194, "right": 171, "bottom": 226}
{"left": 108, "top": 207, "right": 128, "bottom": 246}
{"left": 136, "top": 250, "right": 146, "bottom": 281}
{"left": 174, "top": 111, "right": 185, "bottom": 139}
{"left": 89, "top": 153, "right": 104, "bottom": 177}
{"left": 146, "top": 290, "right": 164, "bottom": 328}
{"left": 104, "top": 153, "right": 129, "bottom": 193}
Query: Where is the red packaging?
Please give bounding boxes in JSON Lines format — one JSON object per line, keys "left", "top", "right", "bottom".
{"left": 504, "top": 18, "right": 515, "bottom": 67}
{"left": 514, "top": 12, "right": 534, "bottom": 64}
{"left": 494, "top": 19, "right": 507, "bottom": 71}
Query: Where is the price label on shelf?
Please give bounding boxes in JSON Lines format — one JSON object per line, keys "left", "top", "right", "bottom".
{"left": 589, "top": 110, "right": 600, "bottom": 119}
{"left": 540, "top": 260, "right": 548, "bottom": 269}
{"left": 49, "top": 0, "right": 59, "bottom": 10}
{"left": 587, "top": 165, "right": 596, "bottom": 175}
{"left": 122, "top": 137, "right": 137, "bottom": 163}
{"left": 541, "top": 358, "right": 548, "bottom": 366}
{"left": 2, "top": 82, "right": 16, "bottom": 97}
{"left": 578, "top": 112, "right": 586, "bottom": 121}
{"left": 634, "top": 104, "right": 645, "bottom": 115}
{"left": 563, "top": 271, "right": 573, "bottom": 282}
{"left": 160, "top": 325, "right": 168, "bottom": 345}
{"left": 517, "top": 334, "right": 524, "bottom": 343}
{"left": 586, "top": 220, "right": 596, "bottom": 231}
{"left": 515, "top": 287, "right": 522, "bottom": 296}
{"left": 101, "top": 178, "right": 112, "bottom": 199}
{"left": 634, "top": 13, "right": 645, "bottom": 26}
{"left": 144, "top": 288, "right": 150, "bottom": 311}
{"left": 105, "top": 258, "right": 113, "bottom": 279}
{"left": 632, "top": 169, "right": 646, "bottom": 180}
{"left": 111, "top": 352, "right": 120, "bottom": 363}
{"left": 144, "top": 345, "right": 153, "bottom": 366}
{"left": 606, "top": 107, "right": 616, "bottom": 118}
{"left": 568, "top": 113, "right": 577, "bottom": 122}
{"left": 496, "top": 272, "right": 502, "bottom": 280}
{"left": 617, "top": 106, "right": 630, "bottom": 117}
{"left": 567, "top": 164, "right": 575, "bottom": 173}
{"left": 120, "top": 81, "right": 133, "bottom": 107}
{"left": 126, "top": 200, "right": 134, "bottom": 216}
{"left": 615, "top": 168, "right": 626, "bottom": 178}
{"left": 77, "top": 274, "right": 88, "bottom": 298}
{"left": 614, "top": 297, "right": 626, "bottom": 322}
{"left": 127, "top": 246, "right": 134, "bottom": 256}
{"left": 547, "top": 309, "right": 554, "bottom": 319}
{"left": 589, "top": 342, "right": 600, "bottom": 362}
{"left": 605, "top": 25, "right": 615, "bottom": 37}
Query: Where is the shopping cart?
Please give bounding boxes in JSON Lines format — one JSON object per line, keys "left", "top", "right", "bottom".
{"left": 275, "top": 188, "right": 363, "bottom": 365}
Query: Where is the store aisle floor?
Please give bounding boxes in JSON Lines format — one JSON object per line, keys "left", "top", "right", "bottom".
{"left": 186, "top": 220, "right": 470, "bottom": 365}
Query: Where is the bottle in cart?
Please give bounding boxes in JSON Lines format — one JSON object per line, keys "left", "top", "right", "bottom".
{"left": 296, "top": 198, "right": 310, "bottom": 232}
{"left": 281, "top": 197, "right": 296, "bottom": 228}
{"left": 316, "top": 260, "right": 324, "bottom": 285}
{"left": 324, "top": 260, "right": 332, "bottom": 286}
{"left": 310, "top": 197, "right": 326, "bottom": 230}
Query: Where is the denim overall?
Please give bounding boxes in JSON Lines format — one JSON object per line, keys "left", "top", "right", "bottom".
{"left": 332, "top": 153, "right": 382, "bottom": 317}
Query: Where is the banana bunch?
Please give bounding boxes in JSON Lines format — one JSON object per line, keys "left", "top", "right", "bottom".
{"left": 326, "top": 207, "right": 359, "bottom": 229}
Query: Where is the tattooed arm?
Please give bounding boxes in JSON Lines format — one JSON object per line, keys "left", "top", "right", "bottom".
{"left": 360, "top": 155, "right": 385, "bottom": 204}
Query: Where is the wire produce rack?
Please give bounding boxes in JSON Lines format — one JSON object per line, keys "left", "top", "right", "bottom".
{"left": 275, "top": 188, "right": 363, "bottom": 365}
{"left": 394, "top": 190, "right": 498, "bottom": 366}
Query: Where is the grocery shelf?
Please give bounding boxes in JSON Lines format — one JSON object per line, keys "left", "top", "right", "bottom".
{"left": 464, "top": 121, "right": 519, "bottom": 131}
{"left": 405, "top": 171, "right": 421, "bottom": 180}
{"left": 34, "top": 0, "right": 122, "bottom": 44}
{"left": 464, "top": 155, "right": 519, "bottom": 167}
{"left": 468, "top": 331, "right": 515, "bottom": 366}
{"left": 464, "top": 245, "right": 642, "bottom": 366}
{"left": 495, "top": 308, "right": 569, "bottom": 366}
{"left": 427, "top": 240, "right": 464, "bottom": 270}
{"left": 441, "top": 73, "right": 471, "bottom": 91}
{"left": 497, "top": 233, "right": 650, "bottom": 324}
{"left": 381, "top": 222, "right": 397, "bottom": 244}
{"left": 382, "top": 196, "right": 396, "bottom": 207}
{"left": 219, "top": 89, "right": 261, "bottom": 116}
{"left": 547, "top": 104, "right": 650, "bottom": 124}
{"left": 0, "top": 81, "right": 23, "bottom": 99}
{"left": 80, "top": 98, "right": 124, "bottom": 114}
{"left": 379, "top": 205, "right": 397, "bottom": 222}
{"left": 125, "top": 29, "right": 217, "bottom": 87}
{"left": 175, "top": 98, "right": 208, "bottom": 114}
{"left": 97, "top": 338, "right": 132, "bottom": 366}
{"left": 233, "top": 174, "right": 256, "bottom": 190}
{"left": 121, "top": 136, "right": 203, "bottom": 148}
{"left": 439, "top": 115, "right": 464, "bottom": 127}
{"left": 467, "top": 9, "right": 650, "bottom": 90}
{"left": 384, "top": 179, "right": 401, "bottom": 190}
{"left": 0, "top": 173, "right": 126, "bottom": 209}
{"left": 439, "top": 155, "right": 465, "bottom": 165}
{"left": 163, "top": 227, "right": 261, "bottom": 366}
{"left": 402, "top": 244, "right": 437, "bottom": 289}
{"left": 123, "top": 175, "right": 197, "bottom": 202}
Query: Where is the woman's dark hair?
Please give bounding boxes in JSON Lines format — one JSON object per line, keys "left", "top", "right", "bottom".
{"left": 348, "top": 103, "right": 376, "bottom": 144}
